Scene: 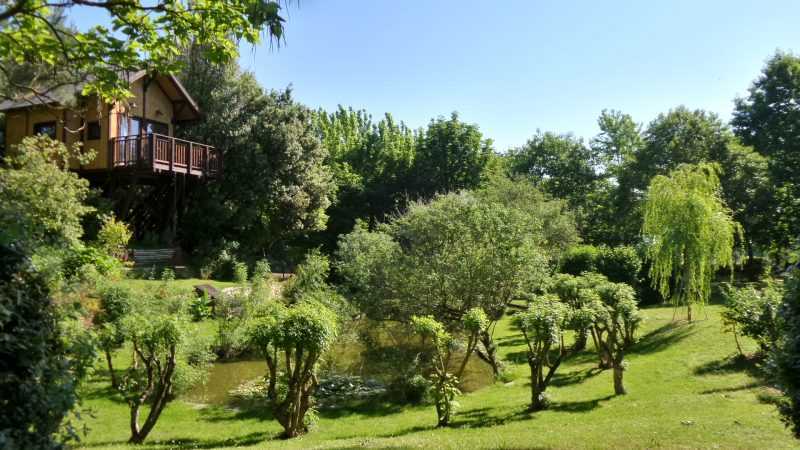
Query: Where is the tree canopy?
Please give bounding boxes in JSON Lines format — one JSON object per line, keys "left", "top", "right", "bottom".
{"left": 0, "top": 0, "right": 286, "bottom": 105}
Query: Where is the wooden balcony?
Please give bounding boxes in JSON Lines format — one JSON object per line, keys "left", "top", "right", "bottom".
{"left": 110, "top": 134, "right": 221, "bottom": 178}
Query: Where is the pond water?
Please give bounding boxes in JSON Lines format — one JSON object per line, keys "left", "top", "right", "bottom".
{"left": 187, "top": 359, "right": 266, "bottom": 405}
{"left": 186, "top": 323, "right": 496, "bottom": 406}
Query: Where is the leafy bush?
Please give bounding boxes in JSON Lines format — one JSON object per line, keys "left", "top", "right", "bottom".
{"left": 721, "top": 282, "right": 783, "bottom": 355}
{"left": 233, "top": 261, "right": 249, "bottom": 283}
{"left": 96, "top": 214, "right": 132, "bottom": 260}
{"left": 561, "top": 245, "right": 641, "bottom": 288}
{"left": 0, "top": 136, "right": 93, "bottom": 252}
{"left": 62, "top": 245, "right": 124, "bottom": 279}
{"left": 160, "top": 267, "right": 176, "bottom": 282}
{"left": 253, "top": 259, "right": 271, "bottom": 283}
{"left": 0, "top": 244, "right": 78, "bottom": 449}
{"left": 597, "top": 245, "right": 642, "bottom": 287}
{"left": 560, "top": 245, "right": 600, "bottom": 275}
{"left": 188, "top": 294, "right": 213, "bottom": 322}
{"left": 285, "top": 249, "right": 330, "bottom": 301}
{"left": 387, "top": 374, "right": 431, "bottom": 405}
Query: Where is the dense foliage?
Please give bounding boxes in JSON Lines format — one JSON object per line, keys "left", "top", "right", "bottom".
{"left": 642, "top": 164, "right": 739, "bottom": 320}
{"left": 0, "top": 136, "right": 93, "bottom": 251}
{"left": 775, "top": 273, "right": 800, "bottom": 438}
{"left": 0, "top": 244, "right": 77, "bottom": 450}
{"left": 178, "top": 58, "right": 335, "bottom": 263}
{"left": 721, "top": 282, "right": 783, "bottom": 356}
{"left": 0, "top": 0, "right": 286, "bottom": 104}
{"left": 336, "top": 191, "right": 550, "bottom": 375}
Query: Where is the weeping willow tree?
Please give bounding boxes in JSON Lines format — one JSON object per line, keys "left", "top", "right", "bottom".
{"left": 642, "top": 163, "right": 740, "bottom": 321}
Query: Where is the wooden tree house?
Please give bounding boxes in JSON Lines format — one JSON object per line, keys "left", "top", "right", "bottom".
{"left": 0, "top": 71, "right": 220, "bottom": 242}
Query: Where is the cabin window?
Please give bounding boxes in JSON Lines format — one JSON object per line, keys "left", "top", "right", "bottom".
{"left": 33, "top": 121, "right": 57, "bottom": 139}
{"left": 146, "top": 120, "right": 169, "bottom": 136}
{"left": 86, "top": 121, "right": 101, "bottom": 140}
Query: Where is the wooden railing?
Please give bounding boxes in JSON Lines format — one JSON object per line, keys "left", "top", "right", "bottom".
{"left": 110, "top": 133, "right": 220, "bottom": 177}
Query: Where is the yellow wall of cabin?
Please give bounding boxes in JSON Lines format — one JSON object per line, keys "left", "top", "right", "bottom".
{"left": 3, "top": 75, "right": 176, "bottom": 171}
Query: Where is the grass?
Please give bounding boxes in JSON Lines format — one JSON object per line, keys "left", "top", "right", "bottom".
{"left": 117, "top": 277, "right": 239, "bottom": 292}
{"left": 76, "top": 295, "right": 797, "bottom": 449}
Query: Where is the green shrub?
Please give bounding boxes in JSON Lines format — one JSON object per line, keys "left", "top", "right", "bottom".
{"left": 63, "top": 245, "right": 123, "bottom": 279}
{"left": 0, "top": 244, "right": 78, "bottom": 449}
{"left": 160, "top": 267, "right": 176, "bottom": 282}
{"left": 387, "top": 374, "right": 431, "bottom": 404}
{"left": 96, "top": 214, "right": 132, "bottom": 260}
{"left": 597, "top": 245, "right": 642, "bottom": 287}
{"left": 253, "top": 259, "right": 271, "bottom": 283}
{"left": 233, "top": 261, "right": 249, "bottom": 283}
{"left": 560, "top": 245, "right": 600, "bottom": 275}
{"left": 188, "top": 294, "right": 213, "bottom": 322}
{"left": 721, "top": 282, "right": 783, "bottom": 355}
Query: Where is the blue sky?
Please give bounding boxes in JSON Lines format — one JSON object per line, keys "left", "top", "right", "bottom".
{"left": 70, "top": 1, "right": 800, "bottom": 151}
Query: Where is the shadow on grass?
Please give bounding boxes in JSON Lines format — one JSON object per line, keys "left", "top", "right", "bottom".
{"left": 497, "top": 335, "right": 527, "bottom": 348}
{"left": 198, "top": 403, "right": 275, "bottom": 423}
{"left": 319, "top": 399, "right": 406, "bottom": 419}
{"left": 629, "top": 322, "right": 696, "bottom": 355}
{"left": 550, "top": 394, "right": 614, "bottom": 412}
{"left": 448, "top": 406, "right": 534, "bottom": 429}
{"left": 550, "top": 367, "right": 603, "bottom": 387}
{"left": 199, "top": 397, "right": 407, "bottom": 424}
{"left": 693, "top": 353, "right": 763, "bottom": 377}
{"left": 81, "top": 431, "right": 270, "bottom": 449}
{"left": 79, "top": 382, "right": 127, "bottom": 405}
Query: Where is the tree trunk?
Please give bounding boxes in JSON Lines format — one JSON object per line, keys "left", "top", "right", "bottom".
{"left": 478, "top": 330, "right": 501, "bottom": 377}
{"left": 128, "top": 402, "right": 142, "bottom": 443}
{"left": 613, "top": 364, "right": 626, "bottom": 395}
{"left": 105, "top": 348, "right": 118, "bottom": 389}
{"left": 572, "top": 327, "right": 588, "bottom": 352}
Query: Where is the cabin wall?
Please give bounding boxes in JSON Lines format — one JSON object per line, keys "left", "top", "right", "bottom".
{"left": 3, "top": 98, "right": 111, "bottom": 170}
{"left": 2, "top": 76, "right": 177, "bottom": 172}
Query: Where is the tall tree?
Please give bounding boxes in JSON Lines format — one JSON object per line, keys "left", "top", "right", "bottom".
{"left": 732, "top": 51, "right": 800, "bottom": 254}
{"left": 412, "top": 113, "right": 492, "bottom": 198}
{"left": 178, "top": 60, "right": 335, "bottom": 261}
{"left": 642, "top": 163, "right": 739, "bottom": 321}
{"left": 590, "top": 110, "right": 644, "bottom": 245}
{"left": 509, "top": 131, "right": 600, "bottom": 207}
{"left": 313, "top": 106, "right": 416, "bottom": 249}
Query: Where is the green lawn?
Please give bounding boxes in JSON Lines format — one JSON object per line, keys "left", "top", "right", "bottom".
{"left": 76, "top": 302, "right": 797, "bottom": 449}
{"left": 117, "top": 277, "right": 240, "bottom": 293}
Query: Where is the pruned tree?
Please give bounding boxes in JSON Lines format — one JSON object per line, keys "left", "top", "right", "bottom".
{"left": 514, "top": 294, "right": 573, "bottom": 410}
{"left": 411, "top": 307, "right": 488, "bottom": 427}
{"left": 268, "top": 302, "right": 339, "bottom": 438}
{"left": 246, "top": 301, "right": 287, "bottom": 400}
{"left": 642, "top": 163, "right": 740, "bottom": 321}
{"left": 94, "top": 285, "right": 132, "bottom": 389}
{"left": 590, "top": 281, "right": 640, "bottom": 395}
{"left": 118, "top": 313, "right": 212, "bottom": 444}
